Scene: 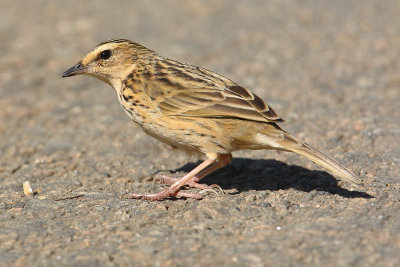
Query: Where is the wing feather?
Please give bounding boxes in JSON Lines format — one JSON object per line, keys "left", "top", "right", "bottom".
{"left": 147, "top": 59, "right": 284, "bottom": 123}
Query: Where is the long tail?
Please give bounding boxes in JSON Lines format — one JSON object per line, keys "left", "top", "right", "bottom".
{"left": 263, "top": 130, "right": 361, "bottom": 185}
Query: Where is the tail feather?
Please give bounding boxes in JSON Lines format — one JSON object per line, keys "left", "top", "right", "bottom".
{"left": 276, "top": 132, "right": 361, "bottom": 185}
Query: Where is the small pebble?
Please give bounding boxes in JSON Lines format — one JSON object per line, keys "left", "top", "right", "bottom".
{"left": 23, "top": 181, "right": 33, "bottom": 196}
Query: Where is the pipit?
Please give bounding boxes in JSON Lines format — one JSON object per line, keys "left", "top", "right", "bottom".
{"left": 62, "top": 39, "right": 361, "bottom": 201}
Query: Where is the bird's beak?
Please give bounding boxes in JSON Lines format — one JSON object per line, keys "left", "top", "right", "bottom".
{"left": 61, "top": 62, "right": 88, "bottom": 77}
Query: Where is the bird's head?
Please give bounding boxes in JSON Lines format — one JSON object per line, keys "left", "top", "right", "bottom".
{"left": 62, "top": 39, "right": 154, "bottom": 88}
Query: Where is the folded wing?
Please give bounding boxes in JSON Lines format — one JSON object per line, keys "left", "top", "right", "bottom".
{"left": 147, "top": 59, "right": 284, "bottom": 123}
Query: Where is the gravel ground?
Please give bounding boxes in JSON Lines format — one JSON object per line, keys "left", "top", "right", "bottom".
{"left": 1, "top": 0, "right": 399, "bottom": 266}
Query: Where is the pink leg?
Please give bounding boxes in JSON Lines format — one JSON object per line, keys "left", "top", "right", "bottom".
{"left": 157, "top": 154, "right": 232, "bottom": 192}
{"left": 157, "top": 174, "right": 221, "bottom": 190}
{"left": 192, "top": 154, "right": 232, "bottom": 183}
{"left": 122, "top": 158, "right": 216, "bottom": 201}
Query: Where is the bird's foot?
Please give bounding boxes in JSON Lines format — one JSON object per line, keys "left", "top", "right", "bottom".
{"left": 157, "top": 174, "right": 223, "bottom": 194}
{"left": 121, "top": 157, "right": 227, "bottom": 201}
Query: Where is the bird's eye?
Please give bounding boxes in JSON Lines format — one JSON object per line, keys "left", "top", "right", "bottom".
{"left": 100, "top": 50, "right": 111, "bottom": 60}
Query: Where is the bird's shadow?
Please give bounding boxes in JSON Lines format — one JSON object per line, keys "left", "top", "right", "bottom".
{"left": 160, "top": 158, "right": 372, "bottom": 199}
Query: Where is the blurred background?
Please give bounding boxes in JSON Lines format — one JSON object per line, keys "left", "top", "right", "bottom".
{"left": 1, "top": 0, "right": 399, "bottom": 266}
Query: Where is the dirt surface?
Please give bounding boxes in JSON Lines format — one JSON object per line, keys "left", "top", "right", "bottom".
{"left": 1, "top": 0, "right": 399, "bottom": 266}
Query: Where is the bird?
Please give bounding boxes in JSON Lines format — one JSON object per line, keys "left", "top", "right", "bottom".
{"left": 62, "top": 39, "right": 361, "bottom": 201}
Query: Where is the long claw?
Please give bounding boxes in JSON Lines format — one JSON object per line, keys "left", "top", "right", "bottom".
{"left": 121, "top": 189, "right": 203, "bottom": 200}
{"left": 208, "top": 184, "right": 224, "bottom": 194}
{"left": 198, "top": 188, "right": 219, "bottom": 196}
{"left": 121, "top": 189, "right": 177, "bottom": 201}
{"left": 175, "top": 191, "right": 204, "bottom": 199}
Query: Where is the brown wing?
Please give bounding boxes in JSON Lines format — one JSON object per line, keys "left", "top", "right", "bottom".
{"left": 147, "top": 58, "right": 284, "bottom": 123}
